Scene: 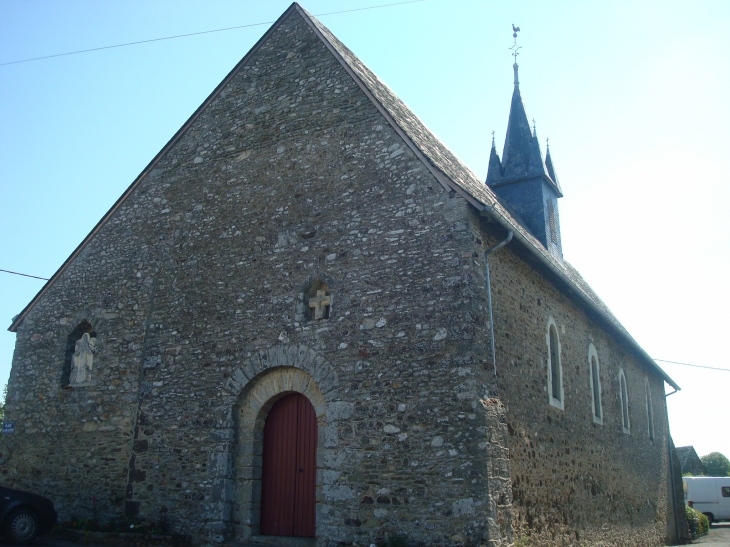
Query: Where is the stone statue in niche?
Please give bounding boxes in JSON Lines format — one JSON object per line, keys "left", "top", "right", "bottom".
{"left": 69, "top": 332, "right": 96, "bottom": 386}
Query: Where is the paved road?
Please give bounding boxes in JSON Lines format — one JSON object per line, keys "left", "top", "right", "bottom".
{"left": 693, "top": 523, "right": 730, "bottom": 545}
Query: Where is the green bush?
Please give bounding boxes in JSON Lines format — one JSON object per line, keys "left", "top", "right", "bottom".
{"left": 685, "top": 505, "right": 709, "bottom": 539}
{"left": 699, "top": 512, "right": 710, "bottom": 535}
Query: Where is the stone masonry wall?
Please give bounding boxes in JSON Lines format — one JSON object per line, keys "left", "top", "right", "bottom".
{"left": 2, "top": 207, "right": 153, "bottom": 519}
{"left": 468, "top": 207, "right": 673, "bottom": 546}
{"left": 3, "top": 7, "right": 675, "bottom": 547}
{"left": 3, "top": 11, "right": 512, "bottom": 547}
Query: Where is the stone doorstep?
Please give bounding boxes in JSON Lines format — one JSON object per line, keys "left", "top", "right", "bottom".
{"left": 223, "top": 536, "right": 316, "bottom": 547}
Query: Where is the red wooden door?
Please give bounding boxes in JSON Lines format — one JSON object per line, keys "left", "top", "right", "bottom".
{"left": 260, "top": 393, "right": 317, "bottom": 537}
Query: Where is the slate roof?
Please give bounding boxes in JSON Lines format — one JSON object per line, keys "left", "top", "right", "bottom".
{"left": 485, "top": 78, "right": 561, "bottom": 195}
{"left": 7, "top": 3, "right": 679, "bottom": 390}
{"left": 676, "top": 446, "right": 708, "bottom": 475}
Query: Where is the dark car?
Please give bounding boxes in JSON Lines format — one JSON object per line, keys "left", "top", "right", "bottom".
{"left": 0, "top": 486, "right": 57, "bottom": 544}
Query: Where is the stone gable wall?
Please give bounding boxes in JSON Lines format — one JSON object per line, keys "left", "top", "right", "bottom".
{"left": 2, "top": 12, "right": 511, "bottom": 547}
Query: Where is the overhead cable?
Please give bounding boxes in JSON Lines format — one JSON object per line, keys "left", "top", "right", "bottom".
{"left": 0, "top": 268, "right": 49, "bottom": 281}
{"left": 0, "top": 0, "right": 425, "bottom": 67}
{"left": 653, "top": 359, "right": 729, "bottom": 373}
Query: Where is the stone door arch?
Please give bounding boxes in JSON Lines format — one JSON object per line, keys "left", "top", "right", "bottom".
{"left": 232, "top": 364, "right": 328, "bottom": 541}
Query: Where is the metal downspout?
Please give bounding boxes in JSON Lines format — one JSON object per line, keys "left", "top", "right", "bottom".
{"left": 485, "top": 231, "right": 513, "bottom": 377}
{"left": 479, "top": 205, "right": 680, "bottom": 391}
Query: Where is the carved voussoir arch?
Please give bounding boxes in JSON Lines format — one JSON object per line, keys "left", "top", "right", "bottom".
{"left": 222, "top": 344, "right": 338, "bottom": 401}
{"left": 237, "top": 366, "right": 327, "bottom": 430}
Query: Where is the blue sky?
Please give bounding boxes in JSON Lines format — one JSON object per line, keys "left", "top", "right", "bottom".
{"left": 1, "top": 0, "right": 729, "bottom": 459}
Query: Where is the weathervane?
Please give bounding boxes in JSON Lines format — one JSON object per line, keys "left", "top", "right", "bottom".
{"left": 509, "top": 24, "right": 521, "bottom": 62}
{"left": 510, "top": 24, "right": 521, "bottom": 87}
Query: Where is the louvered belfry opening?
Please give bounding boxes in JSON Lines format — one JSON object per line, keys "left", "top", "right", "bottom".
{"left": 260, "top": 393, "right": 317, "bottom": 537}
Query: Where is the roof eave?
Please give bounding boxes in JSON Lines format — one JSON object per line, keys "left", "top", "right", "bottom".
{"left": 478, "top": 205, "right": 679, "bottom": 391}
{"left": 488, "top": 173, "right": 564, "bottom": 197}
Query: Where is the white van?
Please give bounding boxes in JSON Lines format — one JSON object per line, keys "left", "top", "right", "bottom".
{"left": 683, "top": 476, "right": 730, "bottom": 523}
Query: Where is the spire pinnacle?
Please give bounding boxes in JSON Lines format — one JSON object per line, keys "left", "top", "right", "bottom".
{"left": 545, "top": 137, "right": 561, "bottom": 191}
{"left": 491, "top": 130, "right": 496, "bottom": 149}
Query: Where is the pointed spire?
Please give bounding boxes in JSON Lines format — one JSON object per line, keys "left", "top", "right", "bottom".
{"left": 530, "top": 128, "right": 547, "bottom": 177}
{"left": 545, "top": 138, "right": 561, "bottom": 191}
{"left": 486, "top": 130, "right": 503, "bottom": 185}
{"left": 499, "top": 84, "right": 547, "bottom": 181}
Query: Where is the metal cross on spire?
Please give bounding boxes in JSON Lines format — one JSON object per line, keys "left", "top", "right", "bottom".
{"left": 510, "top": 24, "right": 521, "bottom": 87}
{"left": 509, "top": 24, "right": 521, "bottom": 62}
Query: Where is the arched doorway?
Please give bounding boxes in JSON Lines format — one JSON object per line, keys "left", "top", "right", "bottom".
{"left": 260, "top": 393, "right": 317, "bottom": 537}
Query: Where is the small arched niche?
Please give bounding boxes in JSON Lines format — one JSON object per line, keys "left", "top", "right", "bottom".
{"left": 63, "top": 320, "right": 96, "bottom": 386}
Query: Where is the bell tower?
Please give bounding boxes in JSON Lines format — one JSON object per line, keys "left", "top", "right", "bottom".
{"left": 486, "top": 26, "right": 563, "bottom": 259}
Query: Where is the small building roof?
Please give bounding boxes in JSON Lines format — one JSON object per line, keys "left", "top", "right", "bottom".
{"left": 676, "top": 446, "right": 708, "bottom": 475}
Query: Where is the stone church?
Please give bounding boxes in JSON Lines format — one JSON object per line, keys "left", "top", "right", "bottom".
{"left": 2, "top": 4, "right": 685, "bottom": 546}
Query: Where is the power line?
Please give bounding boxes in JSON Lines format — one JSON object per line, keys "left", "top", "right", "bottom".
{"left": 0, "top": 0, "right": 425, "bottom": 67}
{"left": 654, "top": 359, "right": 730, "bottom": 373}
{"left": 0, "top": 269, "right": 49, "bottom": 281}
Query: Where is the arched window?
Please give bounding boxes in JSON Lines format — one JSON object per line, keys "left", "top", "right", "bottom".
{"left": 588, "top": 344, "right": 603, "bottom": 424}
{"left": 645, "top": 377, "right": 655, "bottom": 442}
{"left": 618, "top": 369, "right": 630, "bottom": 434}
{"left": 546, "top": 318, "right": 563, "bottom": 409}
